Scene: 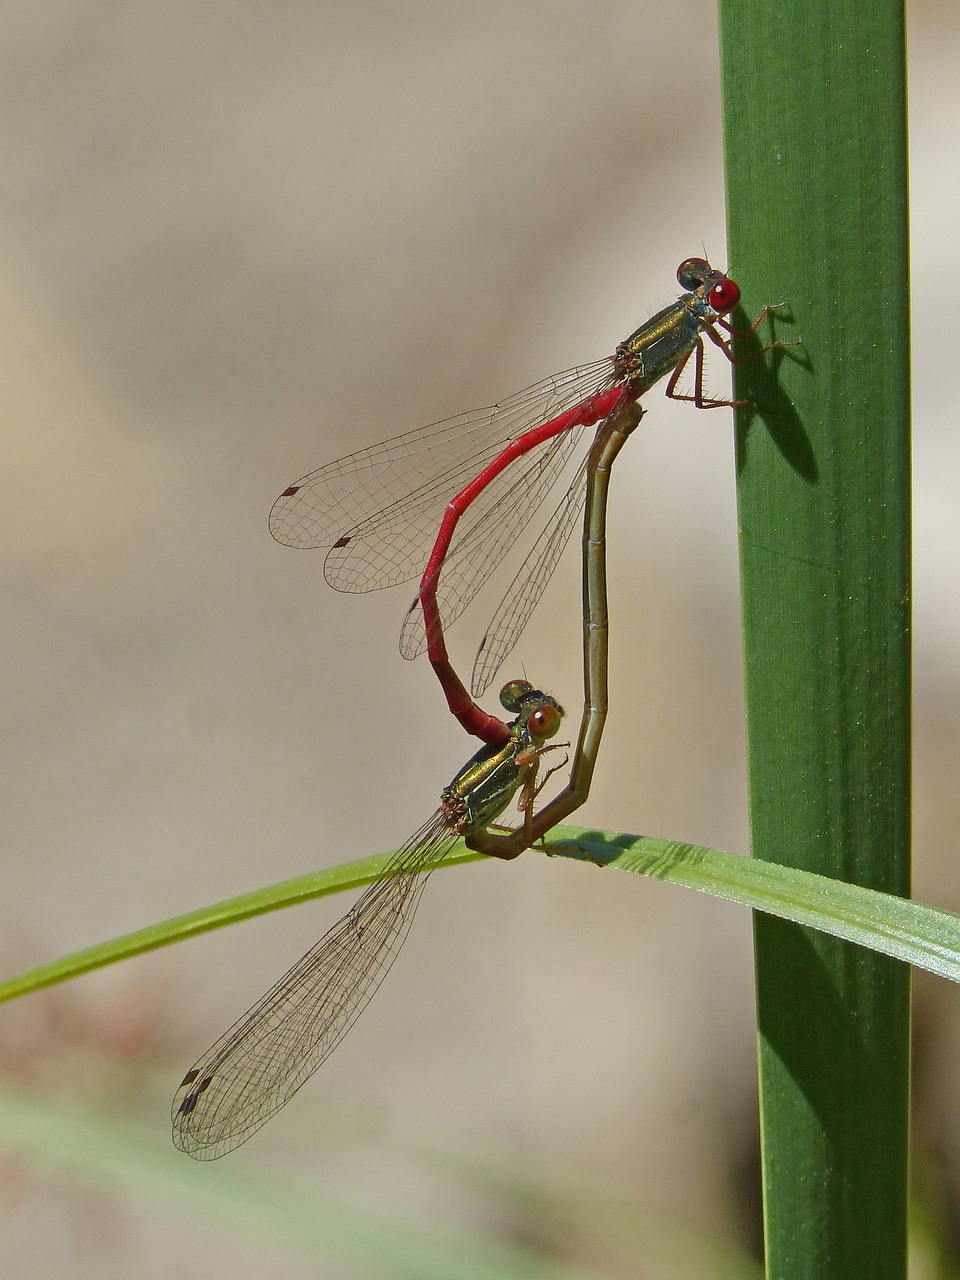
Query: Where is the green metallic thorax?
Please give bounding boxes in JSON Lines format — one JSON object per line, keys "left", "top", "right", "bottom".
{"left": 441, "top": 722, "right": 536, "bottom": 832}
{"left": 613, "top": 291, "right": 715, "bottom": 393}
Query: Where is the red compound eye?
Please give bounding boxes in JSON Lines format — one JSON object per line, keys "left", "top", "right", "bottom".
{"left": 526, "top": 703, "right": 561, "bottom": 739}
{"left": 709, "top": 277, "right": 741, "bottom": 314}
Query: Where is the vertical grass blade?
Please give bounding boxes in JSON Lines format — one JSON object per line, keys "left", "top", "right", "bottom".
{"left": 717, "top": 3, "right": 911, "bottom": 1276}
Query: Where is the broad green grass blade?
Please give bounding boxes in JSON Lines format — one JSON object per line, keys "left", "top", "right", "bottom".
{"left": 718, "top": 2, "right": 911, "bottom": 1276}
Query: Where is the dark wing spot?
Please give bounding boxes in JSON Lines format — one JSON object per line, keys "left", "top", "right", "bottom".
{"left": 179, "top": 1068, "right": 199, "bottom": 1087}
{"left": 281, "top": 485, "right": 301, "bottom": 497}
{"left": 333, "top": 535, "right": 351, "bottom": 548}
{"left": 177, "top": 1073, "right": 213, "bottom": 1117}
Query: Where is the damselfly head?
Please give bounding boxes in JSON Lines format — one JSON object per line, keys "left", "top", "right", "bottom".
{"left": 498, "top": 679, "right": 563, "bottom": 740}
{"left": 676, "top": 257, "right": 741, "bottom": 316}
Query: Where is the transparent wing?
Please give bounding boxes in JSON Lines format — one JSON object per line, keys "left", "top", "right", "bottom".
{"left": 471, "top": 455, "right": 591, "bottom": 696}
{"left": 396, "top": 412, "right": 589, "bottom": 659}
{"left": 172, "top": 810, "right": 459, "bottom": 1161}
{"left": 269, "top": 360, "right": 615, "bottom": 594}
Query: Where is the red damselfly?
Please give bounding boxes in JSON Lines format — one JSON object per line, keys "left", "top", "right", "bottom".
{"left": 270, "top": 259, "right": 783, "bottom": 742}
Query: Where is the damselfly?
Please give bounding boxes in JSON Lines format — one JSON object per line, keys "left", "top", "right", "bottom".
{"left": 172, "top": 680, "right": 564, "bottom": 1159}
{"left": 270, "top": 259, "right": 784, "bottom": 740}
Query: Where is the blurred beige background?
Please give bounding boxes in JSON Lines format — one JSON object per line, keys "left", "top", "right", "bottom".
{"left": 1, "top": 2, "right": 958, "bottom": 1276}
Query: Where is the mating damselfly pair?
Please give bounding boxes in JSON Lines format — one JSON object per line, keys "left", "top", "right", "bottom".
{"left": 173, "top": 258, "right": 785, "bottom": 1158}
